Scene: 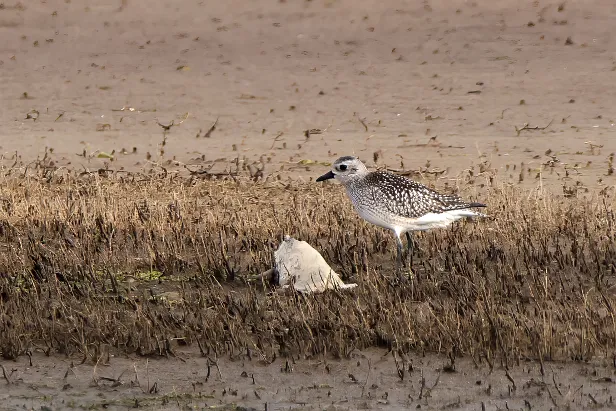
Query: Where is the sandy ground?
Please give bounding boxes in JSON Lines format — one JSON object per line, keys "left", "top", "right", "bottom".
{"left": 1, "top": 0, "right": 616, "bottom": 191}
{"left": 3, "top": 347, "right": 616, "bottom": 410}
{"left": 3, "top": 0, "right": 616, "bottom": 409}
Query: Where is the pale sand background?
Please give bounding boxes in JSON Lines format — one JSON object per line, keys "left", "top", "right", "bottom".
{"left": 2, "top": 1, "right": 616, "bottom": 410}
{"left": 1, "top": 0, "right": 616, "bottom": 192}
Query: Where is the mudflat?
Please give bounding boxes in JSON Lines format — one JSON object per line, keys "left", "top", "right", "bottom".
{"left": 2, "top": 1, "right": 616, "bottom": 410}
{"left": 2, "top": 0, "right": 615, "bottom": 189}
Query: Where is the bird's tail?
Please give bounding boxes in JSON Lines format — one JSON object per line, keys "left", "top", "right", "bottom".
{"left": 455, "top": 209, "right": 488, "bottom": 218}
{"left": 447, "top": 202, "right": 488, "bottom": 218}
{"left": 468, "top": 202, "right": 488, "bottom": 218}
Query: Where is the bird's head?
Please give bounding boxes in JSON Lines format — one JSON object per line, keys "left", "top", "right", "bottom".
{"left": 316, "top": 156, "right": 368, "bottom": 185}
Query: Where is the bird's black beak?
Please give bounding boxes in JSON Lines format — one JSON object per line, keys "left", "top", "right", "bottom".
{"left": 316, "top": 170, "right": 335, "bottom": 182}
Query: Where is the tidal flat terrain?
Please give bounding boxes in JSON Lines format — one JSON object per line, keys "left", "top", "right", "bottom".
{"left": 2, "top": 0, "right": 616, "bottom": 409}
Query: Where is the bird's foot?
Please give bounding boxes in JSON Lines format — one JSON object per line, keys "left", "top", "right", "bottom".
{"left": 395, "top": 265, "right": 416, "bottom": 284}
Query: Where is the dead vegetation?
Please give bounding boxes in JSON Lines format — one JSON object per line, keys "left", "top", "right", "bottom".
{"left": 0, "top": 160, "right": 616, "bottom": 371}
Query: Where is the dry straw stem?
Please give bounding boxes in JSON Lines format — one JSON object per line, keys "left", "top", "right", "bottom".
{"left": 0, "top": 165, "right": 615, "bottom": 369}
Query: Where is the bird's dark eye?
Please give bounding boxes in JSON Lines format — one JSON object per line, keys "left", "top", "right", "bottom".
{"left": 339, "top": 164, "right": 348, "bottom": 171}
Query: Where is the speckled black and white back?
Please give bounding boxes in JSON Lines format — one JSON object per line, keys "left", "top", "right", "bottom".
{"left": 356, "top": 171, "right": 481, "bottom": 218}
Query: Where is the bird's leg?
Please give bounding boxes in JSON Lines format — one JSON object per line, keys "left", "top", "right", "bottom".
{"left": 395, "top": 235, "right": 404, "bottom": 275}
{"left": 405, "top": 232, "right": 414, "bottom": 268}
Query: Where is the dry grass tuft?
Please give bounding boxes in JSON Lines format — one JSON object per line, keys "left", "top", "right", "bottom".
{"left": 1, "top": 163, "right": 616, "bottom": 369}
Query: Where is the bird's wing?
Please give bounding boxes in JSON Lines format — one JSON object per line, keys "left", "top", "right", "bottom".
{"left": 366, "top": 172, "right": 483, "bottom": 219}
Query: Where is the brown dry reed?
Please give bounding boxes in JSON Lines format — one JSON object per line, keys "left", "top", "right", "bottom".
{"left": 1, "top": 164, "right": 616, "bottom": 370}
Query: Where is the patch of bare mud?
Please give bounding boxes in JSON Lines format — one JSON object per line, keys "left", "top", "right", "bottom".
{"left": 2, "top": 348, "right": 616, "bottom": 411}
{"left": 1, "top": 0, "right": 616, "bottom": 193}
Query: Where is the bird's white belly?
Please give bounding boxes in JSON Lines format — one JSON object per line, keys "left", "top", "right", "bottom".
{"left": 411, "top": 211, "right": 472, "bottom": 230}
{"left": 355, "top": 204, "right": 479, "bottom": 233}
{"left": 355, "top": 205, "right": 398, "bottom": 230}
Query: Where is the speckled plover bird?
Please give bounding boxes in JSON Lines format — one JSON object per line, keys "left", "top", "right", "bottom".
{"left": 316, "top": 156, "right": 487, "bottom": 273}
